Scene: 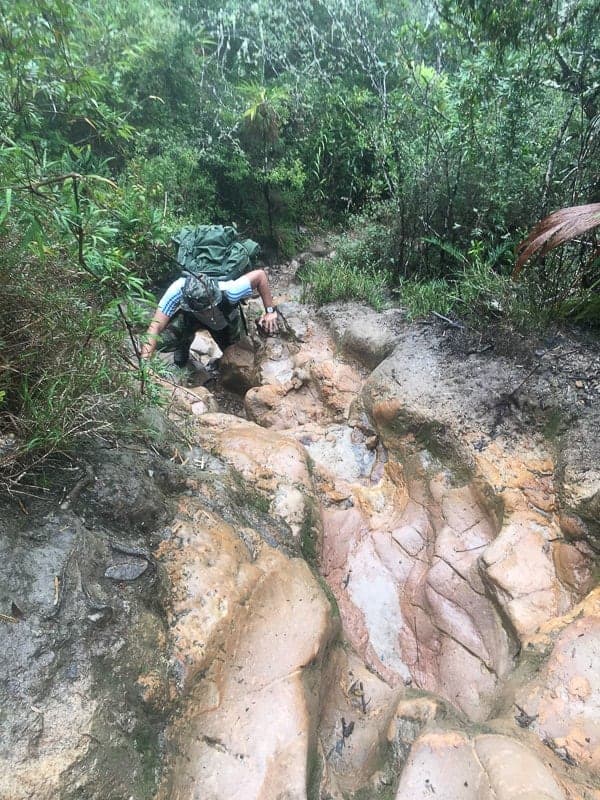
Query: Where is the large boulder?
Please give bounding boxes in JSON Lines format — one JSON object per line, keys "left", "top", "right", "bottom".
{"left": 189, "top": 413, "right": 319, "bottom": 543}
{"left": 318, "top": 302, "right": 403, "bottom": 369}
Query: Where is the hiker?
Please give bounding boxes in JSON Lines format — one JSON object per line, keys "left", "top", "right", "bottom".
{"left": 140, "top": 268, "right": 278, "bottom": 366}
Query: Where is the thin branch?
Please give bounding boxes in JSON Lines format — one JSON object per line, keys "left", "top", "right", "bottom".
{"left": 540, "top": 99, "right": 577, "bottom": 215}
{"left": 10, "top": 172, "right": 83, "bottom": 192}
{"left": 117, "top": 303, "right": 144, "bottom": 394}
{"left": 431, "top": 310, "right": 465, "bottom": 329}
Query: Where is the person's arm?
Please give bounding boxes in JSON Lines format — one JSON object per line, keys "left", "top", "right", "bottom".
{"left": 141, "top": 278, "right": 184, "bottom": 360}
{"left": 141, "top": 309, "right": 171, "bottom": 360}
{"left": 246, "top": 269, "right": 278, "bottom": 333}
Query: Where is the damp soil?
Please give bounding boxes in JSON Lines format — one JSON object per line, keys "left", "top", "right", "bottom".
{"left": 437, "top": 318, "right": 600, "bottom": 409}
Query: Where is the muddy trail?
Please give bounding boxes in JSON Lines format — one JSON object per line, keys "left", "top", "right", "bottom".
{"left": 1, "top": 249, "right": 600, "bottom": 800}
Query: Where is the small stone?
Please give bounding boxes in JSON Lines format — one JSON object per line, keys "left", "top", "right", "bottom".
{"left": 104, "top": 560, "right": 148, "bottom": 581}
{"left": 87, "top": 610, "right": 108, "bottom": 623}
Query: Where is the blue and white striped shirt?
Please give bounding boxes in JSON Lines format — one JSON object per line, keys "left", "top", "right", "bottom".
{"left": 158, "top": 276, "right": 253, "bottom": 318}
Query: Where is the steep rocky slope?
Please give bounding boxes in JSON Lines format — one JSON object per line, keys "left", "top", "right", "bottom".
{"left": 1, "top": 256, "right": 598, "bottom": 800}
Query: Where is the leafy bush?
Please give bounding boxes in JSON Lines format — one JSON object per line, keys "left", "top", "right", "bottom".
{"left": 298, "top": 217, "right": 553, "bottom": 329}
{"left": 0, "top": 229, "right": 139, "bottom": 485}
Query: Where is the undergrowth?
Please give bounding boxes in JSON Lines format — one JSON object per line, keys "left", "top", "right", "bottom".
{"left": 0, "top": 228, "right": 152, "bottom": 493}
{"left": 300, "top": 258, "right": 390, "bottom": 310}
{"left": 300, "top": 212, "right": 600, "bottom": 331}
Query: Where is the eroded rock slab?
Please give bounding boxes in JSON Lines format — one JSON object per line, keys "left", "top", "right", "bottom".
{"left": 395, "top": 728, "right": 576, "bottom": 800}
{"left": 156, "top": 496, "right": 335, "bottom": 800}
{"left": 517, "top": 589, "right": 600, "bottom": 778}
{"left": 320, "top": 453, "right": 516, "bottom": 722}
{"left": 363, "top": 335, "right": 594, "bottom": 641}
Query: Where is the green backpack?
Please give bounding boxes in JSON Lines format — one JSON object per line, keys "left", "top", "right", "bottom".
{"left": 172, "top": 224, "right": 260, "bottom": 281}
{"left": 172, "top": 225, "right": 260, "bottom": 330}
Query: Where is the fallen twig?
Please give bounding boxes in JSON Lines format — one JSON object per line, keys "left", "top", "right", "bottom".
{"left": 506, "top": 363, "right": 541, "bottom": 400}
{"left": 431, "top": 311, "right": 465, "bottom": 329}
{"left": 60, "top": 464, "right": 94, "bottom": 510}
{"left": 466, "top": 344, "right": 494, "bottom": 356}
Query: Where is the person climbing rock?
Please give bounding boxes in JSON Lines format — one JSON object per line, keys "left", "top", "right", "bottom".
{"left": 140, "top": 268, "right": 278, "bottom": 367}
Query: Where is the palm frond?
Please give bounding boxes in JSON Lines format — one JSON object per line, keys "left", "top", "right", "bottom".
{"left": 513, "top": 203, "right": 600, "bottom": 277}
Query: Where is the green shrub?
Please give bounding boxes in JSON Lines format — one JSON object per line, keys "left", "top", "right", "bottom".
{"left": 394, "top": 279, "right": 454, "bottom": 319}
{"left": 0, "top": 230, "right": 141, "bottom": 485}
{"left": 299, "top": 219, "right": 558, "bottom": 331}
{"left": 298, "top": 215, "right": 400, "bottom": 309}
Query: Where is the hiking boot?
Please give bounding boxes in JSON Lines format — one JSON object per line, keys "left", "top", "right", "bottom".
{"left": 205, "top": 358, "right": 221, "bottom": 373}
{"left": 173, "top": 347, "right": 189, "bottom": 368}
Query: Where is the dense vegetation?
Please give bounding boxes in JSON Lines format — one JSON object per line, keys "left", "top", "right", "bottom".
{"left": 1, "top": 0, "right": 598, "bottom": 487}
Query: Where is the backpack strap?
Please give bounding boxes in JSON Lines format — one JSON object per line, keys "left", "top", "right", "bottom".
{"left": 238, "top": 302, "right": 248, "bottom": 336}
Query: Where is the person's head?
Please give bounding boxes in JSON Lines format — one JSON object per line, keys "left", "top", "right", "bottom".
{"left": 181, "top": 274, "right": 222, "bottom": 314}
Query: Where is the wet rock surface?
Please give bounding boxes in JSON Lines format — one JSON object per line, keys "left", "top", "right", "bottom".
{"left": 394, "top": 727, "right": 581, "bottom": 800}
{"left": 0, "top": 459, "right": 172, "bottom": 800}
{"left": 156, "top": 495, "right": 334, "bottom": 800}
{"left": 1, "top": 258, "right": 599, "bottom": 799}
